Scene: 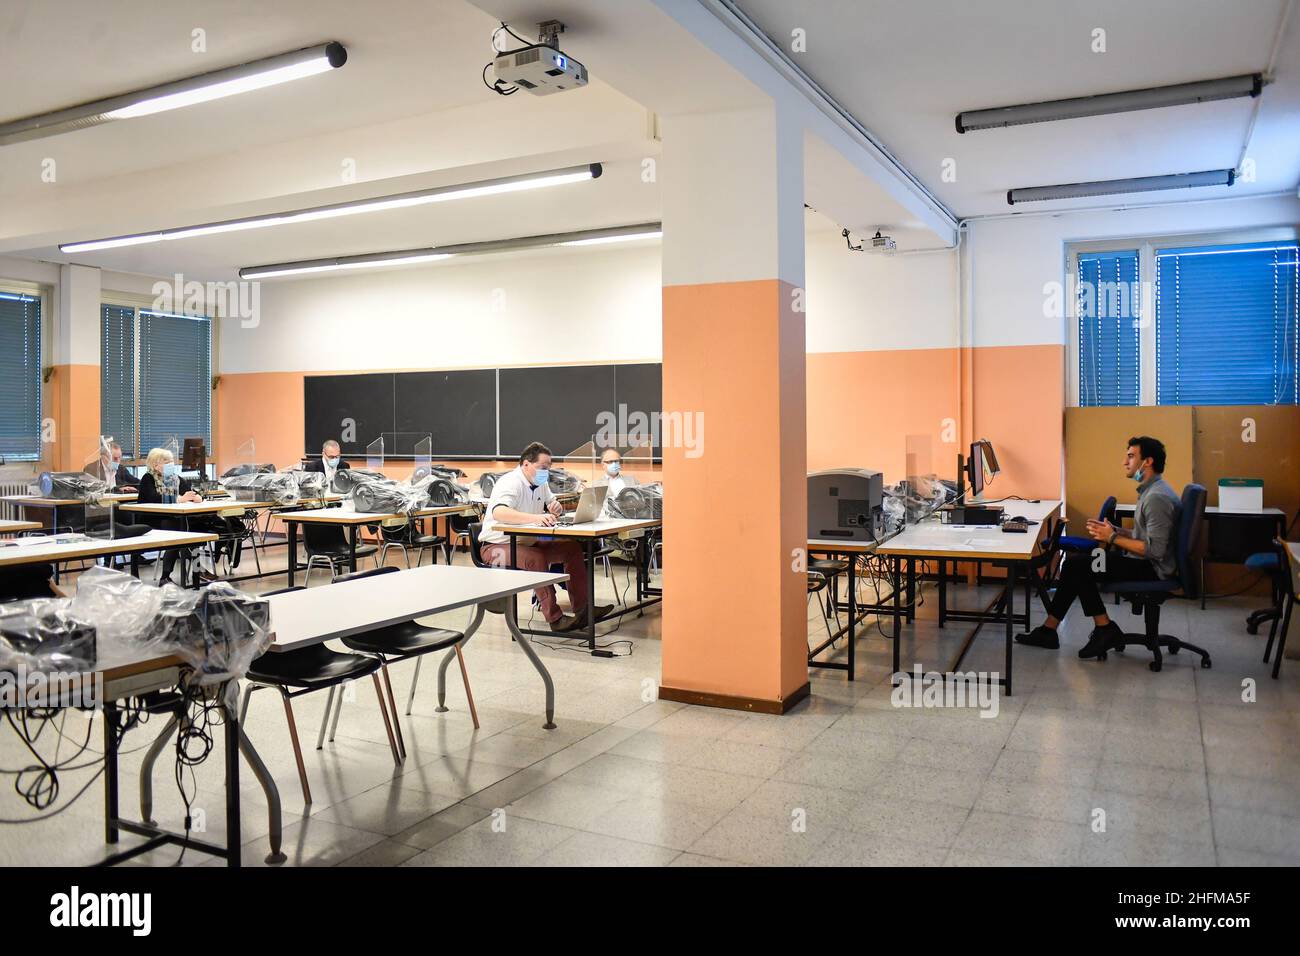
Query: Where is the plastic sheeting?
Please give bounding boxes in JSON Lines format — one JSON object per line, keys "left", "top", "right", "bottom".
{"left": 412, "top": 475, "right": 469, "bottom": 508}
{"left": 0, "top": 567, "right": 270, "bottom": 685}
{"left": 33, "top": 472, "right": 113, "bottom": 502}
{"left": 351, "top": 476, "right": 426, "bottom": 515}
{"left": 475, "top": 472, "right": 506, "bottom": 498}
{"left": 222, "top": 470, "right": 300, "bottom": 504}
{"left": 548, "top": 468, "right": 584, "bottom": 495}
{"left": 221, "top": 463, "right": 276, "bottom": 479}
{"left": 606, "top": 482, "right": 663, "bottom": 520}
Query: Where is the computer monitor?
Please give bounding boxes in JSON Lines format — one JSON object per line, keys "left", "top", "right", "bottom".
{"left": 182, "top": 437, "right": 207, "bottom": 474}
{"left": 969, "top": 439, "right": 999, "bottom": 497}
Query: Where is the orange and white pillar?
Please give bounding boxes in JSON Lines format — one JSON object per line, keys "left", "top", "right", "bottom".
{"left": 658, "top": 105, "right": 810, "bottom": 713}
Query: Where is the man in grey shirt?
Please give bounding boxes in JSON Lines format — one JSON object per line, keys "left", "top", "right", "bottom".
{"left": 1018, "top": 435, "right": 1183, "bottom": 659}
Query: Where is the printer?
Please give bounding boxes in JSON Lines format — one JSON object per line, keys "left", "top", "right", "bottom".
{"left": 808, "top": 468, "right": 883, "bottom": 541}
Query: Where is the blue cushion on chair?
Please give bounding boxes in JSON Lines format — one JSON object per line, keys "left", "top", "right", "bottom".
{"left": 1245, "top": 551, "right": 1280, "bottom": 571}
{"left": 1059, "top": 535, "right": 1094, "bottom": 551}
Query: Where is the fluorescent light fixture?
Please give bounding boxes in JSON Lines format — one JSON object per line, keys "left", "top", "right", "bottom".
{"left": 0, "top": 43, "right": 347, "bottom": 146}
{"left": 60, "top": 164, "right": 603, "bottom": 253}
{"left": 239, "top": 222, "right": 661, "bottom": 279}
{"left": 1007, "top": 169, "right": 1235, "bottom": 205}
{"left": 957, "top": 73, "right": 1262, "bottom": 133}
{"left": 559, "top": 229, "right": 663, "bottom": 247}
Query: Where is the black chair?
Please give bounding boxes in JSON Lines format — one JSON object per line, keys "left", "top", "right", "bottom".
{"left": 333, "top": 566, "right": 478, "bottom": 760}
{"left": 1263, "top": 538, "right": 1297, "bottom": 680}
{"left": 302, "top": 520, "right": 379, "bottom": 585}
{"left": 377, "top": 515, "right": 447, "bottom": 569}
{"left": 1244, "top": 507, "right": 1300, "bottom": 636}
{"left": 240, "top": 583, "right": 401, "bottom": 805}
{"left": 1100, "top": 483, "right": 1212, "bottom": 672}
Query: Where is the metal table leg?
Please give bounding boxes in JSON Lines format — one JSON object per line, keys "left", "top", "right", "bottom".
{"left": 502, "top": 598, "right": 556, "bottom": 729}
{"left": 436, "top": 606, "right": 486, "bottom": 711}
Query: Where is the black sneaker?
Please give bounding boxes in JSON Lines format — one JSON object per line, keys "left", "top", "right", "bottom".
{"left": 1015, "top": 625, "right": 1059, "bottom": 649}
{"left": 1078, "top": 621, "right": 1124, "bottom": 659}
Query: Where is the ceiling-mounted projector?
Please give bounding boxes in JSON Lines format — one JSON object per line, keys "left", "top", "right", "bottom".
{"left": 843, "top": 228, "right": 897, "bottom": 253}
{"left": 493, "top": 20, "right": 587, "bottom": 96}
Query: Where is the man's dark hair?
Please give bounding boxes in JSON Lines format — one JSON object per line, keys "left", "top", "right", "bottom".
{"left": 1128, "top": 435, "right": 1166, "bottom": 474}
{"left": 519, "top": 441, "right": 552, "bottom": 464}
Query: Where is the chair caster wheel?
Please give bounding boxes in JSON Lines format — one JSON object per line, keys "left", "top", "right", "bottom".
{"left": 1201, "top": 658, "right": 1212, "bottom": 669}
{"left": 1168, "top": 645, "right": 1180, "bottom": 654}
{"left": 1247, "top": 623, "right": 1259, "bottom": 635}
{"left": 1149, "top": 660, "right": 1162, "bottom": 672}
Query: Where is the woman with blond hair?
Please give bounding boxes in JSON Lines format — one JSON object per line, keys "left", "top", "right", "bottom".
{"left": 137, "top": 446, "right": 233, "bottom": 585}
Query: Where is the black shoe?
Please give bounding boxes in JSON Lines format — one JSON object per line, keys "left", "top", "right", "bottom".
{"left": 1078, "top": 621, "right": 1124, "bottom": 659}
{"left": 1015, "top": 625, "right": 1059, "bottom": 649}
{"left": 575, "top": 603, "right": 615, "bottom": 627}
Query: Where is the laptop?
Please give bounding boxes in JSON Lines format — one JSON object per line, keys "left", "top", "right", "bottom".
{"left": 555, "top": 486, "right": 607, "bottom": 526}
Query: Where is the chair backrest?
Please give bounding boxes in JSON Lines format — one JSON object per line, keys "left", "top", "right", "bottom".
{"left": 333, "top": 565, "right": 399, "bottom": 585}
{"left": 1172, "top": 483, "right": 1207, "bottom": 596}
{"left": 302, "top": 520, "right": 348, "bottom": 552}
{"left": 467, "top": 521, "right": 488, "bottom": 569}
{"left": 1098, "top": 496, "right": 1117, "bottom": 524}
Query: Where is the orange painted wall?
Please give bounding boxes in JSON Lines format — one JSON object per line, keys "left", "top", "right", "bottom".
{"left": 46, "top": 364, "right": 100, "bottom": 471}
{"left": 970, "top": 345, "right": 1065, "bottom": 500}
{"left": 660, "top": 279, "right": 808, "bottom": 705}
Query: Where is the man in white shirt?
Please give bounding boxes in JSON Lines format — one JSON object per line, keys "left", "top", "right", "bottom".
{"left": 480, "top": 442, "right": 611, "bottom": 632}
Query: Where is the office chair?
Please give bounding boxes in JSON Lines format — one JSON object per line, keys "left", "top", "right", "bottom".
{"left": 1099, "top": 483, "right": 1212, "bottom": 672}
{"left": 1262, "top": 539, "right": 1297, "bottom": 680}
{"left": 447, "top": 512, "right": 477, "bottom": 561}
{"left": 301, "top": 520, "right": 379, "bottom": 585}
{"left": 239, "top": 583, "right": 401, "bottom": 805}
{"left": 1060, "top": 496, "right": 1117, "bottom": 552}
{"left": 1020, "top": 515, "right": 1066, "bottom": 613}
{"left": 333, "top": 567, "right": 478, "bottom": 757}
{"left": 807, "top": 557, "right": 850, "bottom": 626}
{"left": 377, "top": 515, "right": 446, "bottom": 569}
{"left": 1244, "top": 507, "right": 1300, "bottom": 636}
{"left": 806, "top": 569, "right": 838, "bottom": 650}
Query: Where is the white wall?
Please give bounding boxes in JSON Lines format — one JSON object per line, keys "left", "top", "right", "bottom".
{"left": 966, "top": 194, "right": 1300, "bottom": 349}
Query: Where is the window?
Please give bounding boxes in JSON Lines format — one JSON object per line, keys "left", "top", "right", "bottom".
{"left": 1155, "top": 241, "right": 1298, "bottom": 405}
{"left": 138, "top": 310, "right": 211, "bottom": 454}
{"left": 1071, "top": 234, "right": 1299, "bottom": 407}
{"left": 101, "top": 304, "right": 135, "bottom": 455}
{"left": 1077, "top": 250, "right": 1140, "bottom": 406}
{"left": 0, "top": 290, "right": 42, "bottom": 461}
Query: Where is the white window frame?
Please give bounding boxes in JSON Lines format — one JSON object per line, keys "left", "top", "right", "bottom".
{"left": 1066, "top": 226, "right": 1299, "bottom": 407}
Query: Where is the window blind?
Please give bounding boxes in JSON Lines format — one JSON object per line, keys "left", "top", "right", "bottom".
{"left": 100, "top": 304, "right": 136, "bottom": 456}
{"left": 137, "top": 310, "right": 211, "bottom": 454}
{"left": 1077, "top": 249, "right": 1140, "bottom": 406}
{"left": 1155, "top": 241, "right": 1299, "bottom": 405}
{"left": 0, "top": 291, "right": 43, "bottom": 461}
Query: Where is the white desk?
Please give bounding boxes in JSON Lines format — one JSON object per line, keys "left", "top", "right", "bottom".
{"left": 0, "top": 529, "right": 217, "bottom": 570}
{"left": 266, "top": 564, "right": 567, "bottom": 728}
{"left": 876, "top": 499, "right": 1063, "bottom": 695}
{"left": 0, "top": 519, "right": 41, "bottom": 535}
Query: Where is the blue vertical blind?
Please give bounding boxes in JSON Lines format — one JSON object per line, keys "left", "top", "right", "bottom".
{"left": 1077, "top": 250, "right": 1141, "bottom": 406}
{"left": 100, "top": 304, "right": 136, "bottom": 456}
{"left": 0, "top": 292, "right": 42, "bottom": 460}
{"left": 1155, "top": 241, "right": 1299, "bottom": 405}
{"left": 137, "top": 310, "right": 211, "bottom": 453}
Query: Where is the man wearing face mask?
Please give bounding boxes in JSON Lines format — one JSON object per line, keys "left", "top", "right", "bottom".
{"left": 593, "top": 448, "right": 640, "bottom": 500}
{"left": 303, "top": 439, "right": 351, "bottom": 490}
{"left": 480, "top": 442, "right": 612, "bottom": 632}
{"left": 1018, "top": 435, "right": 1182, "bottom": 659}
{"left": 83, "top": 439, "right": 139, "bottom": 489}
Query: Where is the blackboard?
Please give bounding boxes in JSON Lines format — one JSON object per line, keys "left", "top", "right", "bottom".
{"left": 498, "top": 365, "right": 616, "bottom": 458}
{"left": 304, "top": 363, "right": 661, "bottom": 460}
{"left": 394, "top": 369, "right": 497, "bottom": 457}
{"left": 303, "top": 373, "right": 394, "bottom": 458}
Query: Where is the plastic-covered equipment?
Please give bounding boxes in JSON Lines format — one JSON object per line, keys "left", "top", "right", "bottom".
{"left": 413, "top": 474, "right": 469, "bottom": 508}
{"left": 0, "top": 566, "right": 270, "bottom": 685}
{"left": 221, "top": 462, "right": 276, "bottom": 479}
{"left": 475, "top": 472, "right": 506, "bottom": 498}
{"left": 331, "top": 468, "right": 385, "bottom": 496}
{"left": 547, "top": 468, "right": 585, "bottom": 495}
{"left": 351, "top": 476, "right": 426, "bottom": 515}
{"left": 223, "top": 470, "right": 300, "bottom": 504}
{"left": 286, "top": 469, "right": 326, "bottom": 500}
{"left": 606, "top": 482, "right": 663, "bottom": 520}
{"left": 432, "top": 464, "right": 467, "bottom": 479}
{"left": 34, "top": 472, "right": 112, "bottom": 502}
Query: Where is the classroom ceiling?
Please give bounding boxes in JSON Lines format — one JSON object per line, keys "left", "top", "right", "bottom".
{"left": 732, "top": 0, "right": 1300, "bottom": 217}
{"left": 2, "top": 0, "right": 1297, "bottom": 281}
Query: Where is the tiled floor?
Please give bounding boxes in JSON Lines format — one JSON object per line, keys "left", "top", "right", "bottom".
{"left": 2, "top": 540, "right": 1298, "bottom": 866}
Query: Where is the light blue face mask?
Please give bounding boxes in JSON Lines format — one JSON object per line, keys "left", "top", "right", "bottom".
{"left": 105, "top": 461, "right": 118, "bottom": 474}
{"left": 324, "top": 457, "right": 339, "bottom": 468}
{"left": 163, "top": 463, "right": 180, "bottom": 479}
{"left": 532, "top": 468, "right": 550, "bottom": 488}
{"left": 605, "top": 461, "right": 621, "bottom": 477}
{"left": 1134, "top": 467, "right": 1144, "bottom": 482}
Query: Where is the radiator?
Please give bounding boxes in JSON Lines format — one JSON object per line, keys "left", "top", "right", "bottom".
{"left": 0, "top": 480, "right": 32, "bottom": 521}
